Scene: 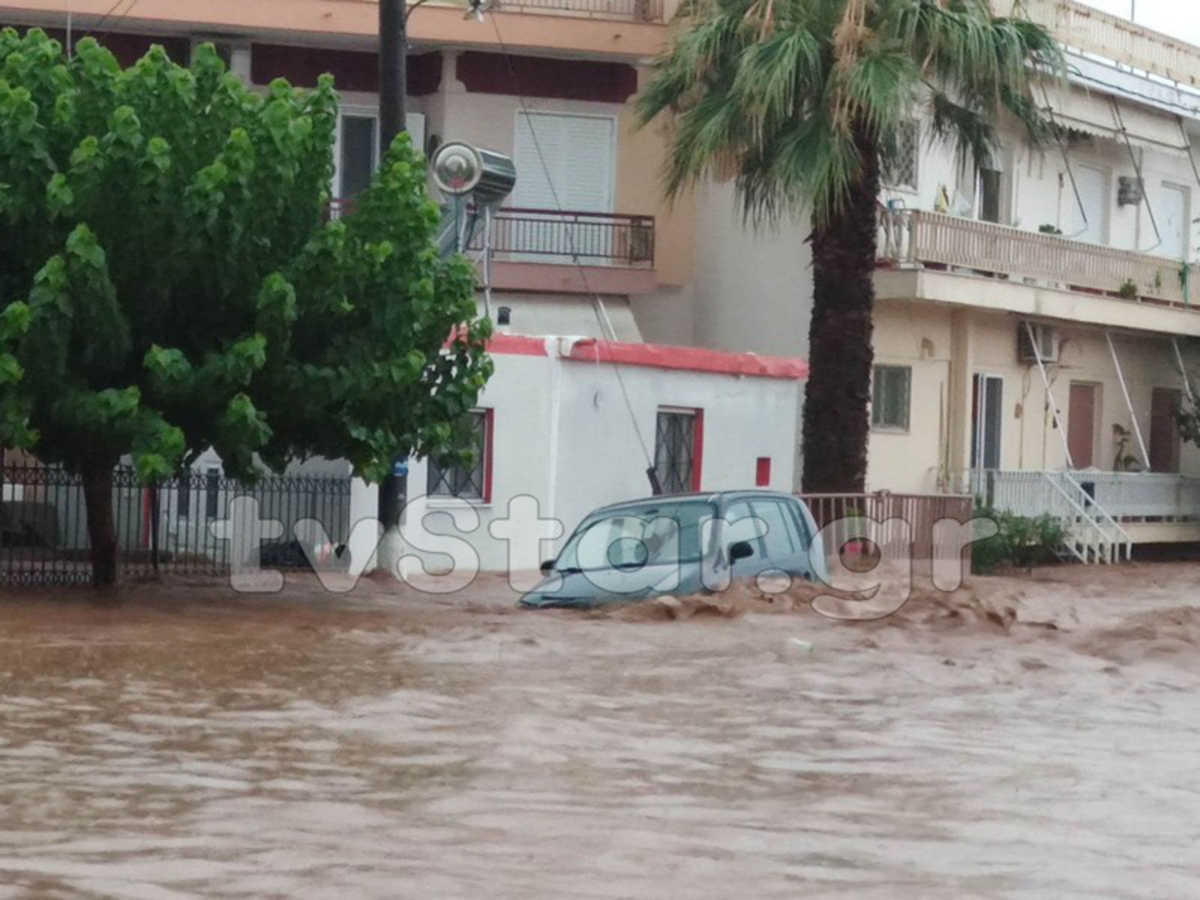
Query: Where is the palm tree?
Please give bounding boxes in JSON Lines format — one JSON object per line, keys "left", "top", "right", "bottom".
{"left": 638, "top": 0, "right": 1062, "bottom": 492}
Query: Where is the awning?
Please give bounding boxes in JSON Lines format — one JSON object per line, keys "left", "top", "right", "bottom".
{"left": 1040, "top": 81, "right": 1193, "bottom": 157}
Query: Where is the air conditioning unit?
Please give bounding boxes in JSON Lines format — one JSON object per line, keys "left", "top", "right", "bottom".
{"left": 1017, "top": 322, "right": 1058, "bottom": 364}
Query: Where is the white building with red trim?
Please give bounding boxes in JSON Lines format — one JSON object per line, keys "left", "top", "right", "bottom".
{"left": 390, "top": 333, "right": 807, "bottom": 573}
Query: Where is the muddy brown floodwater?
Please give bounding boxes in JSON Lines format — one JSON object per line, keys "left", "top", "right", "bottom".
{"left": 2, "top": 563, "right": 1200, "bottom": 898}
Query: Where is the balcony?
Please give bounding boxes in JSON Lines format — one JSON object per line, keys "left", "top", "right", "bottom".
{"left": 485, "top": 0, "right": 664, "bottom": 22}
{"left": 470, "top": 208, "right": 658, "bottom": 295}
{"left": 994, "top": 0, "right": 1200, "bottom": 87}
{"left": 878, "top": 209, "right": 1194, "bottom": 309}
{"left": 472, "top": 208, "right": 655, "bottom": 267}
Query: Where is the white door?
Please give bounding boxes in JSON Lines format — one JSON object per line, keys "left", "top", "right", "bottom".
{"left": 513, "top": 112, "right": 615, "bottom": 262}
{"left": 1160, "top": 182, "right": 1190, "bottom": 260}
{"left": 1069, "top": 164, "right": 1108, "bottom": 245}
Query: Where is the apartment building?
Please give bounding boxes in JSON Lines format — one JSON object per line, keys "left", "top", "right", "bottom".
{"left": 636, "top": 0, "right": 1200, "bottom": 559}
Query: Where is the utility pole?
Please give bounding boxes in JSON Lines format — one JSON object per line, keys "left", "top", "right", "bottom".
{"left": 379, "top": 0, "right": 407, "bottom": 148}
{"left": 377, "top": 0, "right": 408, "bottom": 570}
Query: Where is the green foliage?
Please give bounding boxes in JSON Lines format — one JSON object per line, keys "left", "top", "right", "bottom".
{"left": 0, "top": 29, "right": 490, "bottom": 486}
{"left": 1117, "top": 278, "right": 1138, "bottom": 299}
{"left": 971, "top": 506, "right": 1066, "bottom": 574}
{"left": 637, "top": 0, "right": 1064, "bottom": 227}
{"left": 1179, "top": 395, "right": 1200, "bottom": 450}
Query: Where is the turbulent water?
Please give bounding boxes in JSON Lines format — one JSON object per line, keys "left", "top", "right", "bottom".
{"left": 2, "top": 565, "right": 1199, "bottom": 898}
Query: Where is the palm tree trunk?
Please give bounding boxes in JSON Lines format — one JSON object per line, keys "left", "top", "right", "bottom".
{"left": 801, "top": 126, "right": 880, "bottom": 494}
{"left": 82, "top": 458, "right": 119, "bottom": 588}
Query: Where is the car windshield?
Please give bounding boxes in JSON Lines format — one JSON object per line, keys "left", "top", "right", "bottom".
{"left": 554, "top": 500, "right": 718, "bottom": 572}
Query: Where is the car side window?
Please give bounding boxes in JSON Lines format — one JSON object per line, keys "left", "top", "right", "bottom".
{"left": 722, "top": 500, "right": 765, "bottom": 557}
{"left": 748, "top": 499, "right": 796, "bottom": 560}
{"left": 781, "top": 500, "right": 809, "bottom": 549}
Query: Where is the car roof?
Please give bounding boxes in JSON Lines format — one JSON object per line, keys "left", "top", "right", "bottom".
{"left": 591, "top": 489, "right": 799, "bottom": 514}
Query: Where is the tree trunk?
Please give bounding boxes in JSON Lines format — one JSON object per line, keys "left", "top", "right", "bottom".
{"left": 801, "top": 127, "right": 881, "bottom": 494}
{"left": 82, "top": 460, "right": 119, "bottom": 588}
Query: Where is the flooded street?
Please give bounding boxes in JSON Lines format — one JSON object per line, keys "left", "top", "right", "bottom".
{"left": 2, "top": 565, "right": 1200, "bottom": 898}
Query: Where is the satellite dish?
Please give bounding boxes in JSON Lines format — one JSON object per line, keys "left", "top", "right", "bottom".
{"left": 431, "top": 141, "right": 516, "bottom": 206}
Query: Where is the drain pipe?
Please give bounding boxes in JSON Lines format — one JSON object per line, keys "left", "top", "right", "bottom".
{"left": 1106, "top": 330, "right": 1151, "bottom": 469}
{"left": 1024, "top": 320, "right": 1074, "bottom": 469}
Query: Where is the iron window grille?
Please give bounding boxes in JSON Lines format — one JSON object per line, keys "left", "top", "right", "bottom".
{"left": 654, "top": 408, "right": 700, "bottom": 494}
{"left": 427, "top": 410, "right": 491, "bottom": 501}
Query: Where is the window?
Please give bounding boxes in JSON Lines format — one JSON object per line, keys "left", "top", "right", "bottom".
{"left": 513, "top": 112, "right": 615, "bottom": 213}
{"left": 872, "top": 365, "right": 911, "bottom": 431}
{"left": 654, "top": 408, "right": 703, "bottom": 494}
{"left": 885, "top": 119, "right": 919, "bottom": 191}
{"left": 749, "top": 498, "right": 797, "bottom": 558}
{"left": 338, "top": 113, "right": 378, "bottom": 200}
{"left": 556, "top": 499, "right": 717, "bottom": 572}
{"left": 427, "top": 409, "right": 493, "bottom": 502}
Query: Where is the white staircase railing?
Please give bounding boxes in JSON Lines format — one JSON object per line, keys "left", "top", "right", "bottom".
{"left": 965, "top": 469, "right": 1132, "bottom": 564}
{"left": 1047, "top": 472, "right": 1133, "bottom": 563}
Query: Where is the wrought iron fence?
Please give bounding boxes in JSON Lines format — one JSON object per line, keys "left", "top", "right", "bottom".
{"left": 0, "top": 462, "right": 352, "bottom": 587}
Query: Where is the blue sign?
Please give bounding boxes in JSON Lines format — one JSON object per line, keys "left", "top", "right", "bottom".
{"left": 392, "top": 459, "right": 409, "bottom": 477}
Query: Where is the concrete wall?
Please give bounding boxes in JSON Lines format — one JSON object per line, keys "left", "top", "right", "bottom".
{"left": 483, "top": 293, "right": 643, "bottom": 341}
{"left": 403, "top": 340, "right": 803, "bottom": 571}
{"left": 867, "top": 301, "right": 955, "bottom": 493}
{"left": 638, "top": 180, "right": 812, "bottom": 358}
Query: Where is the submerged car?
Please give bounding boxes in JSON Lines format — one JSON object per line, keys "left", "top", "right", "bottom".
{"left": 519, "top": 490, "right": 829, "bottom": 609}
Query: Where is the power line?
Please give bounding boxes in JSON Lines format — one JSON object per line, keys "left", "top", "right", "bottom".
{"left": 487, "top": 13, "right": 656, "bottom": 474}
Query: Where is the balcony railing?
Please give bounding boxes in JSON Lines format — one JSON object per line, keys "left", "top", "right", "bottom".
{"left": 995, "top": 0, "right": 1200, "bottom": 87}
{"left": 470, "top": 208, "right": 656, "bottom": 268}
{"left": 326, "top": 200, "right": 655, "bottom": 268}
{"left": 491, "top": 0, "right": 664, "bottom": 22}
{"left": 878, "top": 208, "right": 1192, "bottom": 307}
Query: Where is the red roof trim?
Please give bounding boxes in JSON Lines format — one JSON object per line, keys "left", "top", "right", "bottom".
{"left": 564, "top": 339, "right": 808, "bottom": 380}
{"left": 486, "top": 334, "right": 549, "bottom": 357}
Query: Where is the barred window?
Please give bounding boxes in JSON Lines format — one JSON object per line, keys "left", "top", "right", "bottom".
{"left": 654, "top": 408, "right": 702, "bottom": 494}
{"left": 872, "top": 365, "right": 912, "bottom": 431}
{"left": 427, "top": 410, "right": 492, "bottom": 501}
{"left": 885, "top": 119, "right": 920, "bottom": 191}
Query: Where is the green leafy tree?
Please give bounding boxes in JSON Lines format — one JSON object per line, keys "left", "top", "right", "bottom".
{"left": 0, "top": 29, "right": 492, "bottom": 585}
{"left": 638, "top": 0, "right": 1061, "bottom": 492}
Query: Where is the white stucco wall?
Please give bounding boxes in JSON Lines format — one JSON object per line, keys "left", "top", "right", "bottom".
{"left": 402, "top": 339, "right": 803, "bottom": 572}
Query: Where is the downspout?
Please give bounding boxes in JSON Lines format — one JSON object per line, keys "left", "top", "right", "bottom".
{"left": 1106, "top": 330, "right": 1151, "bottom": 470}
{"left": 1024, "top": 320, "right": 1074, "bottom": 469}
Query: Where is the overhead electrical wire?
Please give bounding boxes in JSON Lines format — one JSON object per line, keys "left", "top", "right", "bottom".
{"left": 486, "top": 12, "right": 657, "bottom": 477}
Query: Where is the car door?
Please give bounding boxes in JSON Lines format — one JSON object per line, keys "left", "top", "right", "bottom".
{"left": 748, "top": 496, "right": 816, "bottom": 582}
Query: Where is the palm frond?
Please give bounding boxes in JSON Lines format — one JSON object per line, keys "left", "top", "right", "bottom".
{"left": 637, "top": 0, "right": 1065, "bottom": 228}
